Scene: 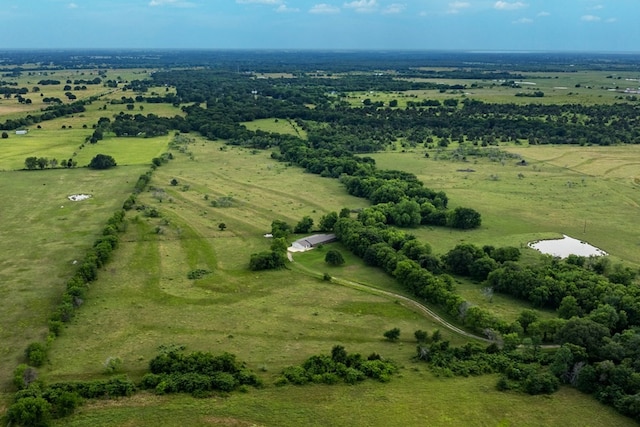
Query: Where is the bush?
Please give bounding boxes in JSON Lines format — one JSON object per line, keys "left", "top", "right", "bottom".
{"left": 88, "top": 154, "right": 117, "bottom": 170}
{"left": 25, "top": 342, "right": 47, "bottom": 367}
{"left": 325, "top": 249, "right": 345, "bottom": 266}
{"left": 6, "top": 396, "right": 52, "bottom": 427}
{"left": 383, "top": 328, "right": 401, "bottom": 342}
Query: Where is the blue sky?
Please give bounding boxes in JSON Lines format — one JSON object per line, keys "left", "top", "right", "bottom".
{"left": 1, "top": 1, "right": 638, "bottom": 51}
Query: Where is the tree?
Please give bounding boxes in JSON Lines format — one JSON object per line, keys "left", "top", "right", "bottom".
{"left": 218, "top": 223, "right": 226, "bottom": 231}
{"left": 325, "top": 249, "right": 345, "bottom": 266}
{"left": 339, "top": 207, "right": 351, "bottom": 218}
{"left": 25, "top": 342, "right": 47, "bottom": 367}
{"left": 318, "top": 211, "right": 338, "bottom": 232}
{"left": 7, "top": 397, "right": 52, "bottom": 427}
{"left": 25, "top": 156, "right": 38, "bottom": 170}
{"left": 170, "top": 178, "right": 179, "bottom": 186}
{"left": 555, "top": 317, "right": 610, "bottom": 354}
{"left": 36, "top": 157, "right": 49, "bottom": 170}
{"left": 1, "top": 131, "right": 8, "bottom": 139}
{"left": 518, "top": 309, "right": 540, "bottom": 334}
{"left": 383, "top": 328, "right": 400, "bottom": 342}
{"left": 271, "top": 219, "right": 291, "bottom": 238}
{"left": 447, "top": 207, "right": 482, "bottom": 229}
{"left": 414, "top": 330, "right": 428, "bottom": 343}
{"left": 557, "top": 296, "right": 581, "bottom": 319}
{"left": 88, "top": 154, "right": 117, "bottom": 170}
{"left": 294, "top": 216, "right": 314, "bottom": 234}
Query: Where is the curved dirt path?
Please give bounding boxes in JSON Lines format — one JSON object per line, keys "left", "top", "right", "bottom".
{"left": 288, "top": 251, "right": 491, "bottom": 343}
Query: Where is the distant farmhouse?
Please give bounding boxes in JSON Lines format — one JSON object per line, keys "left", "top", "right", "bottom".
{"left": 15, "top": 130, "right": 28, "bottom": 135}
{"left": 290, "top": 234, "right": 336, "bottom": 252}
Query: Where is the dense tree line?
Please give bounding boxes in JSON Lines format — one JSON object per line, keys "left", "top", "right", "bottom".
{"left": 1, "top": 100, "right": 87, "bottom": 130}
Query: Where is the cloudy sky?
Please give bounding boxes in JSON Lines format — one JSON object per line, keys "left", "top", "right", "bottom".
{"left": 1, "top": 0, "right": 638, "bottom": 51}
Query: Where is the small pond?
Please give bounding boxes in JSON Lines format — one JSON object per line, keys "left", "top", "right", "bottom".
{"left": 528, "top": 234, "right": 607, "bottom": 258}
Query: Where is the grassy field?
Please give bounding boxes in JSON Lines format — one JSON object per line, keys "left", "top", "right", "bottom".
{"left": 0, "top": 165, "right": 149, "bottom": 408}
{"left": 30, "top": 139, "right": 635, "bottom": 426}
{"left": 344, "top": 70, "right": 639, "bottom": 108}
{"left": 54, "top": 375, "right": 636, "bottom": 427}
{"left": 1, "top": 68, "right": 639, "bottom": 426}
{"left": 366, "top": 144, "right": 640, "bottom": 268}
{"left": 242, "top": 117, "right": 307, "bottom": 139}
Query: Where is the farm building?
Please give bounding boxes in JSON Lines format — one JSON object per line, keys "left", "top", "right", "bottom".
{"left": 290, "top": 233, "right": 336, "bottom": 252}
{"left": 15, "top": 130, "right": 28, "bottom": 135}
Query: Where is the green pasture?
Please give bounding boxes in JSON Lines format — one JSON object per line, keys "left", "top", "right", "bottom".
{"left": 37, "top": 139, "right": 635, "bottom": 426}
{"left": 55, "top": 375, "right": 636, "bottom": 427}
{"left": 242, "top": 117, "right": 307, "bottom": 139}
{"left": 343, "top": 69, "right": 638, "bottom": 107}
{"left": 0, "top": 166, "right": 147, "bottom": 397}
{"left": 2, "top": 67, "right": 639, "bottom": 425}
{"left": 0, "top": 67, "right": 181, "bottom": 123}
{"left": 367, "top": 144, "right": 640, "bottom": 267}
{"left": 0, "top": 128, "right": 172, "bottom": 170}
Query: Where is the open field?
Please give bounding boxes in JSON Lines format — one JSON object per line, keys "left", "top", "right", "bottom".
{"left": 34, "top": 139, "right": 636, "bottom": 426}
{"left": 242, "top": 118, "right": 307, "bottom": 139}
{"left": 343, "top": 70, "right": 640, "bottom": 107}
{"left": 0, "top": 165, "right": 148, "bottom": 404}
{"left": 366, "top": 144, "right": 640, "bottom": 267}
{"left": 55, "top": 375, "right": 636, "bottom": 427}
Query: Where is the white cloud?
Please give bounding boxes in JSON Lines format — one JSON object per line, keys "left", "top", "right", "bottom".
{"left": 343, "top": 0, "right": 377, "bottom": 13}
{"left": 513, "top": 17, "right": 533, "bottom": 24}
{"left": 149, "top": 0, "right": 195, "bottom": 7}
{"left": 581, "top": 14, "right": 601, "bottom": 22}
{"left": 605, "top": 17, "right": 616, "bottom": 23}
{"left": 310, "top": 3, "right": 340, "bottom": 14}
{"left": 382, "top": 3, "right": 405, "bottom": 14}
{"left": 447, "top": 1, "right": 470, "bottom": 14}
{"left": 236, "top": 0, "right": 282, "bottom": 4}
{"left": 537, "top": 11, "right": 550, "bottom": 17}
{"left": 494, "top": 1, "right": 527, "bottom": 11}
{"left": 68, "top": 3, "right": 78, "bottom": 9}
{"left": 276, "top": 4, "right": 299, "bottom": 12}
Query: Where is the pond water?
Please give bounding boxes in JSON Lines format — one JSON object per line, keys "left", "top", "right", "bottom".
{"left": 528, "top": 234, "right": 607, "bottom": 258}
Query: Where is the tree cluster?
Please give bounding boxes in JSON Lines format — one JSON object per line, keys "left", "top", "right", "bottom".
{"left": 141, "top": 347, "right": 261, "bottom": 397}
{"left": 277, "top": 345, "right": 396, "bottom": 386}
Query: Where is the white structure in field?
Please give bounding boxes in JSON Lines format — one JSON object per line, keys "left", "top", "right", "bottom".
{"left": 290, "top": 234, "right": 336, "bottom": 252}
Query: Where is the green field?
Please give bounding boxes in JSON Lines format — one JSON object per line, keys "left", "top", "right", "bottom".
{"left": 1, "top": 66, "right": 639, "bottom": 426}
{"left": 34, "top": 139, "right": 635, "bottom": 427}
{"left": 366, "top": 144, "right": 640, "bottom": 267}
{"left": 344, "top": 70, "right": 639, "bottom": 108}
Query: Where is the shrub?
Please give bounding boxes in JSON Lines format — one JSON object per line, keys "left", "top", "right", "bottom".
{"left": 325, "top": 249, "right": 345, "bottom": 266}
{"left": 6, "top": 396, "right": 52, "bottom": 427}
{"left": 25, "top": 342, "right": 47, "bottom": 367}
{"left": 88, "top": 154, "right": 117, "bottom": 170}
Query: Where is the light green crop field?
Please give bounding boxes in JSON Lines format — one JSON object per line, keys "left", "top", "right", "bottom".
{"left": 367, "top": 144, "right": 640, "bottom": 268}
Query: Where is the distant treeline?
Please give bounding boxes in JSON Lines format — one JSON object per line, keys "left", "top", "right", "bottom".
{"left": 2, "top": 49, "right": 640, "bottom": 72}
